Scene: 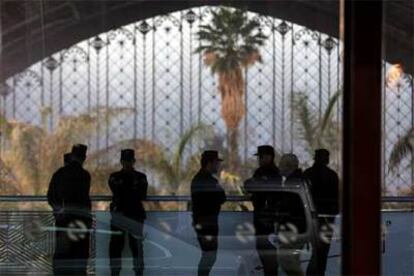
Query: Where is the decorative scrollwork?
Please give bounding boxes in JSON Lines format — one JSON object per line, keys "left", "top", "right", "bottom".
{"left": 16, "top": 70, "right": 42, "bottom": 87}
{"left": 108, "top": 27, "right": 135, "bottom": 42}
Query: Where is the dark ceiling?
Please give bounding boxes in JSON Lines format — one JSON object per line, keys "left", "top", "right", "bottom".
{"left": 1, "top": 0, "right": 413, "bottom": 81}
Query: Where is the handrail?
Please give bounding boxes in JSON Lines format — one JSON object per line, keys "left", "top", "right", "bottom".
{"left": 0, "top": 195, "right": 413, "bottom": 202}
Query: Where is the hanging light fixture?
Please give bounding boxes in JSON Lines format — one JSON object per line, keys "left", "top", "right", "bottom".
{"left": 137, "top": 20, "right": 152, "bottom": 35}
{"left": 90, "top": 36, "right": 106, "bottom": 52}
{"left": 44, "top": 56, "right": 59, "bottom": 72}
{"left": 184, "top": 10, "right": 197, "bottom": 25}
{"left": 321, "top": 36, "right": 336, "bottom": 54}
{"left": 275, "top": 21, "right": 290, "bottom": 36}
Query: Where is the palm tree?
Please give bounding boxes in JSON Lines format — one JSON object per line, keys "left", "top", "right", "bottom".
{"left": 293, "top": 91, "right": 341, "bottom": 168}
{"left": 196, "top": 7, "right": 267, "bottom": 172}
{"left": 388, "top": 128, "right": 414, "bottom": 172}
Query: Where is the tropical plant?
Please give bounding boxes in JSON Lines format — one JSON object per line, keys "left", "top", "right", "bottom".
{"left": 0, "top": 107, "right": 133, "bottom": 196}
{"left": 86, "top": 124, "right": 214, "bottom": 196}
{"left": 293, "top": 91, "right": 341, "bottom": 168}
{"left": 388, "top": 128, "right": 414, "bottom": 172}
{"left": 196, "top": 7, "right": 267, "bottom": 172}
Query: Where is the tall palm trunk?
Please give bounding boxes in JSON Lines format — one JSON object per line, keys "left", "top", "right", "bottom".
{"left": 219, "top": 69, "right": 245, "bottom": 172}
{"left": 227, "top": 127, "right": 240, "bottom": 172}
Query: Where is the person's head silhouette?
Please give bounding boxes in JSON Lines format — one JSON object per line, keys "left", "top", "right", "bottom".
{"left": 279, "top": 153, "right": 299, "bottom": 177}
{"left": 254, "top": 145, "right": 275, "bottom": 167}
{"left": 120, "top": 149, "right": 136, "bottom": 170}
{"left": 314, "top": 149, "right": 330, "bottom": 166}
{"left": 70, "top": 144, "right": 87, "bottom": 165}
{"left": 200, "top": 150, "right": 223, "bottom": 174}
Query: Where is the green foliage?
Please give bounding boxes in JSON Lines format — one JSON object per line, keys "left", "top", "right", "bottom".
{"left": 293, "top": 91, "right": 341, "bottom": 167}
{"left": 195, "top": 7, "right": 267, "bottom": 74}
{"left": 140, "top": 124, "right": 213, "bottom": 194}
{"left": 0, "top": 107, "right": 133, "bottom": 196}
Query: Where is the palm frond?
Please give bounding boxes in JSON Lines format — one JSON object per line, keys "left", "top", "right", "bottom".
{"left": 319, "top": 91, "right": 341, "bottom": 136}
{"left": 389, "top": 128, "right": 414, "bottom": 172}
{"left": 195, "top": 7, "right": 268, "bottom": 71}
{"left": 171, "top": 124, "right": 208, "bottom": 175}
{"left": 293, "top": 93, "right": 317, "bottom": 150}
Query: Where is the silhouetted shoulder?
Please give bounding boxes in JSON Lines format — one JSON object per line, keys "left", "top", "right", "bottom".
{"left": 82, "top": 168, "right": 91, "bottom": 179}
{"left": 53, "top": 166, "right": 66, "bottom": 176}
{"left": 303, "top": 167, "right": 312, "bottom": 175}
{"left": 134, "top": 170, "right": 147, "bottom": 179}
{"left": 109, "top": 170, "right": 123, "bottom": 178}
{"left": 326, "top": 166, "right": 338, "bottom": 177}
{"left": 253, "top": 165, "right": 281, "bottom": 182}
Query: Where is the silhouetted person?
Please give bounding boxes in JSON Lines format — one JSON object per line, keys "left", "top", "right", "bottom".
{"left": 244, "top": 145, "right": 282, "bottom": 276}
{"left": 277, "top": 153, "right": 307, "bottom": 276}
{"left": 63, "top": 153, "right": 71, "bottom": 166}
{"left": 109, "top": 149, "right": 148, "bottom": 276}
{"left": 47, "top": 144, "right": 91, "bottom": 275}
{"left": 305, "top": 149, "right": 339, "bottom": 276}
{"left": 191, "top": 150, "right": 226, "bottom": 276}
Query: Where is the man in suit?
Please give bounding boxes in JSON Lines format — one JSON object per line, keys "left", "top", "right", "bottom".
{"left": 191, "top": 150, "right": 226, "bottom": 276}
{"left": 108, "top": 149, "right": 148, "bottom": 276}
{"left": 47, "top": 144, "right": 91, "bottom": 275}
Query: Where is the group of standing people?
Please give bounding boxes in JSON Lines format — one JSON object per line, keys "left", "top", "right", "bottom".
{"left": 192, "top": 146, "right": 338, "bottom": 276}
{"left": 48, "top": 145, "right": 148, "bottom": 276}
{"left": 47, "top": 143, "right": 338, "bottom": 276}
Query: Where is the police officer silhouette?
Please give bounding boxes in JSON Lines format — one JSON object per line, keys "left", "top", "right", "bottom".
{"left": 108, "top": 149, "right": 148, "bottom": 276}
{"left": 191, "top": 150, "right": 226, "bottom": 276}
{"left": 47, "top": 144, "right": 91, "bottom": 276}
{"left": 244, "top": 145, "right": 282, "bottom": 276}
{"left": 305, "top": 149, "right": 339, "bottom": 276}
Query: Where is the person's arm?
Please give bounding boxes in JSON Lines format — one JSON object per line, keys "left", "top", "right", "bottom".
{"left": 108, "top": 174, "right": 120, "bottom": 211}
{"left": 141, "top": 174, "right": 148, "bottom": 200}
{"left": 332, "top": 172, "right": 340, "bottom": 214}
{"left": 243, "top": 178, "right": 254, "bottom": 193}
{"left": 47, "top": 172, "right": 61, "bottom": 211}
{"left": 218, "top": 186, "right": 227, "bottom": 205}
{"left": 85, "top": 172, "right": 92, "bottom": 210}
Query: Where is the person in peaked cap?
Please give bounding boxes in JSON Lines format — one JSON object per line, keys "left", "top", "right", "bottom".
{"left": 244, "top": 145, "right": 282, "bottom": 276}
{"left": 191, "top": 150, "right": 226, "bottom": 276}
{"left": 108, "top": 149, "right": 148, "bottom": 276}
{"left": 305, "top": 149, "right": 339, "bottom": 276}
{"left": 47, "top": 144, "right": 91, "bottom": 275}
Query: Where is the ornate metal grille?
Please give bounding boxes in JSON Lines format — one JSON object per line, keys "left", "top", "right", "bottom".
{"left": 0, "top": 211, "right": 95, "bottom": 274}
{"left": 0, "top": 6, "right": 412, "bottom": 195}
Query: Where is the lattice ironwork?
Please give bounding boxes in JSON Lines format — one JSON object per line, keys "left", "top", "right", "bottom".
{"left": 0, "top": 212, "right": 96, "bottom": 274}
{"left": 0, "top": 6, "right": 412, "bottom": 195}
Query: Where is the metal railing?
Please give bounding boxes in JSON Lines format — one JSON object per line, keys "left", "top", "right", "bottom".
{"left": 0, "top": 195, "right": 413, "bottom": 202}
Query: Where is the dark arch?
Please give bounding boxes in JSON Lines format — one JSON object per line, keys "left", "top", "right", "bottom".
{"left": 1, "top": 0, "right": 412, "bottom": 81}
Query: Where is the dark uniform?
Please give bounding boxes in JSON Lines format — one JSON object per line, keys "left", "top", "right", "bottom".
{"left": 191, "top": 151, "right": 226, "bottom": 276}
{"left": 304, "top": 149, "right": 339, "bottom": 276}
{"left": 47, "top": 144, "right": 91, "bottom": 276}
{"left": 279, "top": 168, "right": 308, "bottom": 234}
{"left": 244, "top": 145, "right": 282, "bottom": 276}
{"left": 63, "top": 153, "right": 71, "bottom": 166}
{"left": 109, "top": 149, "right": 148, "bottom": 276}
{"left": 277, "top": 166, "right": 308, "bottom": 276}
